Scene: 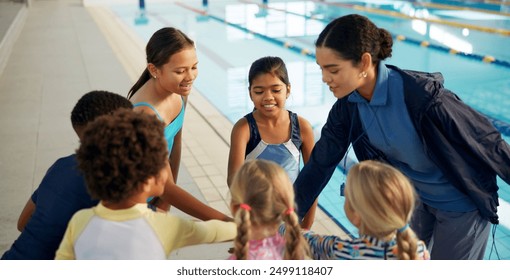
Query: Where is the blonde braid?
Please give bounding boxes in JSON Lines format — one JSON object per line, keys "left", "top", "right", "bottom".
{"left": 234, "top": 208, "right": 251, "bottom": 260}
{"left": 283, "top": 211, "right": 310, "bottom": 260}
{"left": 230, "top": 159, "right": 304, "bottom": 260}
{"left": 396, "top": 228, "right": 418, "bottom": 260}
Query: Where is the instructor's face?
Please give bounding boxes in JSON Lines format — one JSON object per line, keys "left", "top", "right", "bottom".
{"left": 316, "top": 47, "right": 364, "bottom": 99}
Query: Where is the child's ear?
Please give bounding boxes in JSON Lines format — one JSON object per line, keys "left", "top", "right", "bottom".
{"left": 286, "top": 84, "right": 291, "bottom": 98}
{"left": 147, "top": 63, "right": 158, "bottom": 78}
{"left": 350, "top": 212, "right": 361, "bottom": 228}
{"left": 141, "top": 177, "right": 156, "bottom": 193}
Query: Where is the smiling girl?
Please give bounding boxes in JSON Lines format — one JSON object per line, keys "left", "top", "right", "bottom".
{"left": 128, "top": 27, "right": 230, "bottom": 221}
{"left": 227, "top": 56, "right": 316, "bottom": 229}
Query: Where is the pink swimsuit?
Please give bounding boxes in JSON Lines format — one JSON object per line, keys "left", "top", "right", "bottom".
{"left": 228, "top": 234, "right": 285, "bottom": 260}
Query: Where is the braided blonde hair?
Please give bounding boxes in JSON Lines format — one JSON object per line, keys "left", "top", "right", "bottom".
{"left": 230, "top": 159, "right": 309, "bottom": 260}
{"left": 345, "top": 160, "right": 419, "bottom": 260}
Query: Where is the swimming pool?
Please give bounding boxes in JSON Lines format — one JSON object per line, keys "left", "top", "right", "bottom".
{"left": 104, "top": 0, "right": 510, "bottom": 259}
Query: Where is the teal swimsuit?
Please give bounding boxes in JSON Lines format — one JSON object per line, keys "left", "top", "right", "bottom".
{"left": 133, "top": 98, "right": 185, "bottom": 153}
{"left": 134, "top": 98, "right": 185, "bottom": 206}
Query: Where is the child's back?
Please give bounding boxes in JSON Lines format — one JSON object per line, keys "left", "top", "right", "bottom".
{"left": 294, "top": 160, "right": 430, "bottom": 260}
{"left": 2, "top": 155, "right": 96, "bottom": 260}
{"left": 301, "top": 231, "right": 428, "bottom": 260}
{"left": 56, "top": 109, "right": 235, "bottom": 259}
{"left": 57, "top": 204, "right": 234, "bottom": 259}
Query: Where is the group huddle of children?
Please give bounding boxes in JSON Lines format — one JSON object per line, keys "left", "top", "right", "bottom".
{"left": 1, "top": 89, "right": 426, "bottom": 260}
{"left": 4, "top": 13, "right": 509, "bottom": 261}
{"left": 1, "top": 54, "right": 427, "bottom": 261}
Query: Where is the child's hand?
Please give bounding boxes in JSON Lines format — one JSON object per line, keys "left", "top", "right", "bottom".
{"left": 148, "top": 197, "right": 170, "bottom": 212}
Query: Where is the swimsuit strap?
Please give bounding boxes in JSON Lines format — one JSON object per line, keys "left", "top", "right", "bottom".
{"left": 133, "top": 102, "right": 164, "bottom": 121}
{"left": 245, "top": 112, "right": 261, "bottom": 156}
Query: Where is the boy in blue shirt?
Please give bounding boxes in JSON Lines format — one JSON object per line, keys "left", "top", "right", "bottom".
{"left": 1, "top": 90, "right": 133, "bottom": 259}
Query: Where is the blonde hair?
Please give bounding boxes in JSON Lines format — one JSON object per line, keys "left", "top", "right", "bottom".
{"left": 345, "top": 160, "right": 419, "bottom": 260}
{"left": 230, "top": 159, "right": 309, "bottom": 260}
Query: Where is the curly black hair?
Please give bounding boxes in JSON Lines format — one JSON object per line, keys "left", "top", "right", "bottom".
{"left": 76, "top": 108, "right": 168, "bottom": 203}
{"left": 71, "top": 90, "right": 133, "bottom": 127}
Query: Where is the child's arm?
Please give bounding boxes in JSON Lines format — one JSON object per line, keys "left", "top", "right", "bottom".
{"left": 159, "top": 181, "right": 232, "bottom": 221}
{"left": 301, "top": 230, "right": 342, "bottom": 260}
{"left": 173, "top": 219, "right": 237, "bottom": 250}
{"left": 301, "top": 200, "right": 318, "bottom": 229}
{"left": 298, "top": 116, "right": 314, "bottom": 165}
{"left": 227, "top": 119, "right": 250, "bottom": 187}
{"left": 297, "top": 116, "right": 318, "bottom": 229}
{"left": 161, "top": 219, "right": 237, "bottom": 256}
{"left": 54, "top": 229, "right": 76, "bottom": 260}
{"left": 155, "top": 166, "right": 231, "bottom": 221}
{"left": 169, "top": 95, "right": 188, "bottom": 183}
{"left": 55, "top": 209, "right": 95, "bottom": 260}
{"left": 17, "top": 197, "right": 36, "bottom": 232}
{"left": 279, "top": 224, "right": 340, "bottom": 260}
{"left": 194, "top": 220, "right": 237, "bottom": 243}
{"left": 169, "top": 127, "right": 182, "bottom": 182}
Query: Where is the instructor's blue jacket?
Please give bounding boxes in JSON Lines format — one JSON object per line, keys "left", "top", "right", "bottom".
{"left": 295, "top": 65, "right": 510, "bottom": 224}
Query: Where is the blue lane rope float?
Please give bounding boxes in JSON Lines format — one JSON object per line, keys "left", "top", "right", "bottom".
{"left": 466, "top": 0, "right": 510, "bottom": 7}
{"left": 414, "top": 1, "right": 510, "bottom": 17}
{"left": 394, "top": 34, "right": 510, "bottom": 68}
{"left": 396, "top": 35, "right": 504, "bottom": 66}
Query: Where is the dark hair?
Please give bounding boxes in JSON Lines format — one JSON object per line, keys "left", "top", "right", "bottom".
{"left": 248, "top": 56, "right": 290, "bottom": 90}
{"left": 77, "top": 109, "right": 168, "bottom": 203}
{"left": 315, "top": 14, "right": 393, "bottom": 66}
{"left": 71, "top": 90, "right": 133, "bottom": 127}
{"left": 128, "top": 27, "right": 195, "bottom": 99}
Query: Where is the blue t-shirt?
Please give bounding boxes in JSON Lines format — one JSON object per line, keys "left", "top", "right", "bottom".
{"left": 1, "top": 155, "right": 98, "bottom": 260}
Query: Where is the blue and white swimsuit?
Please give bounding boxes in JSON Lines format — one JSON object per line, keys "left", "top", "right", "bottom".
{"left": 244, "top": 111, "right": 302, "bottom": 182}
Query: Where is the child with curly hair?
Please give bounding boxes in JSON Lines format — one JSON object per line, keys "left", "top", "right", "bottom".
{"left": 228, "top": 159, "right": 309, "bottom": 260}
{"left": 55, "top": 109, "right": 236, "bottom": 259}
{"left": 297, "top": 160, "right": 429, "bottom": 260}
